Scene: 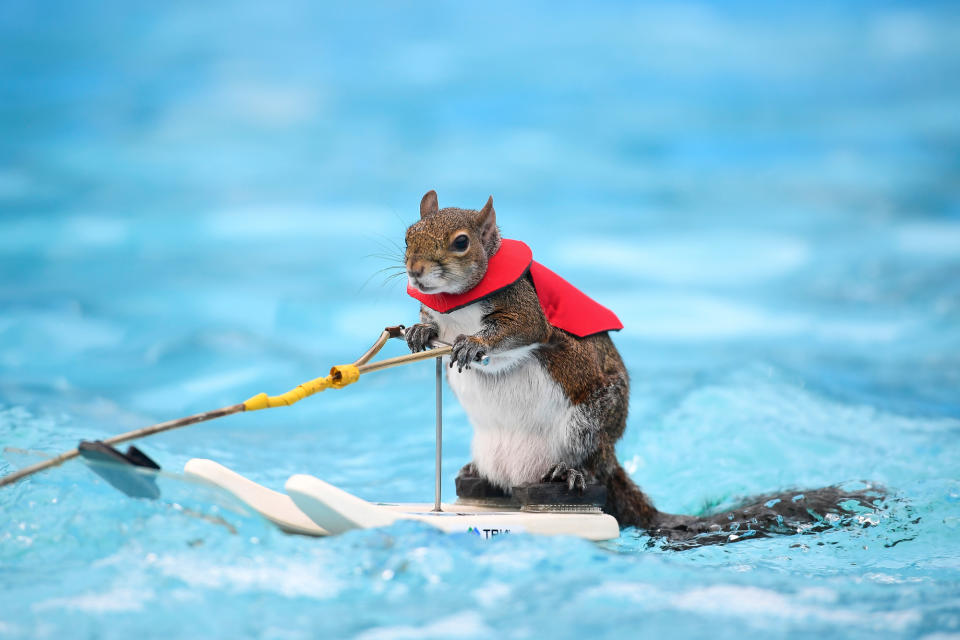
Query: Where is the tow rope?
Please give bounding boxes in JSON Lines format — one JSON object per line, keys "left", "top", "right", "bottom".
{"left": 0, "top": 325, "right": 450, "bottom": 488}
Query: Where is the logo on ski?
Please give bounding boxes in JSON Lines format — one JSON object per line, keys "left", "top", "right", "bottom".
{"left": 466, "top": 526, "right": 511, "bottom": 539}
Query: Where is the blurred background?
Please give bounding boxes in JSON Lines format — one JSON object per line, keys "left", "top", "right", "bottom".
{"left": 1, "top": 2, "right": 959, "bottom": 639}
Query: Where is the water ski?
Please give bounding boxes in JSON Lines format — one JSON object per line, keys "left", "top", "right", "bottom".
{"left": 286, "top": 473, "right": 619, "bottom": 541}
{"left": 183, "top": 458, "right": 328, "bottom": 536}
{"left": 183, "top": 458, "right": 620, "bottom": 541}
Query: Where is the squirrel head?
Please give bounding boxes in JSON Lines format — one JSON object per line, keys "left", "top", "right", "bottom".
{"left": 404, "top": 190, "right": 502, "bottom": 295}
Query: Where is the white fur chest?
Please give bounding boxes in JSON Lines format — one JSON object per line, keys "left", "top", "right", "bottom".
{"left": 422, "top": 302, "right": 587, "bottom": 489}
{"left": 424, "top": 303, "right": 486, "bottom": 346}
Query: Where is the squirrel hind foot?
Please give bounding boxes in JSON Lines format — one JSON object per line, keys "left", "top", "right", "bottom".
{"left": 541, "top": 462, "right": 589, "bottom": 494}
{"left": 454, "top": 462, "right": 513, "bottom": 501}
{"left": 457, "top": 461, "right": 480, "bottom": 479}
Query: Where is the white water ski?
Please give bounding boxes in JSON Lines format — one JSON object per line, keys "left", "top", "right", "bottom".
{"left": 184, "top": 458, "right": 620, "bottom": 541}
{"left": 285, "top": 474, "right": 620, "bottom": 541}
{"left": 184, "top": 459, "right": 328, "bottom": 536}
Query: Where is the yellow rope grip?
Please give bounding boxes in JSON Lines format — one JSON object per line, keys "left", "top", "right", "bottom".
{"left": 243, "top": 364, "right": 360, "bottom": 411}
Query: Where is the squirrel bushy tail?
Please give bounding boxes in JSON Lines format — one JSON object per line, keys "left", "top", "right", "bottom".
{"left": 600, "top": 462, "right": 882, "bottom": 547}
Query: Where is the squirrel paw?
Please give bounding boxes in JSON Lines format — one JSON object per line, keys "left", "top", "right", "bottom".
{"left": 405, "top": 323, "right": 439, "bottom": 353}
{"left": 455, "top": 461, "right": 510, "bottom": 500}
{"left": 457, "top": 461, "right": 480, "bottom": 479}
{"left": 541, "top": 462, "right": 588, "bottom": 493}
{"left": 450, "top": 335, "right": 487, "bottom": 372}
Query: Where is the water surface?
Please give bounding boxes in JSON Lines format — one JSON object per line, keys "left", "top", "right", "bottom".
{"left": 1, "top": 2, "right": 959, "bottom": 638}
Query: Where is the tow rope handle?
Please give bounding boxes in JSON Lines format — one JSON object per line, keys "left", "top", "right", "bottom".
{"left": 243, "top": 364, "right": 361, "bottom": 411}
{"left": 242, "top": 325, "right": 453, "bottom": 411}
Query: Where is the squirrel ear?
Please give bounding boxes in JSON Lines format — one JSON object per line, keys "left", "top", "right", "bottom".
{"left": 478, "top": 195, "right": 497, "bottom": 243}
{"left": 420, "top": 190, "right": 439, "bottom": 218}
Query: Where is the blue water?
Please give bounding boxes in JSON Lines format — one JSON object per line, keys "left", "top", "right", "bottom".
{"left": 2, "top": 1, "right": 960, "bottom": 638}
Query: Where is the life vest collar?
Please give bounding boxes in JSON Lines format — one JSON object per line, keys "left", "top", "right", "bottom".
{"left": 406, "top": 238, "right": 623, "bottom": 338}
{"left": 406, "top": 239, "right": 532, "bottom": 314}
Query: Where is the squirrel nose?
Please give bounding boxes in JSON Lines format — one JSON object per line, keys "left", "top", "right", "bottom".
{"left": 408, "top": 261, "right": 425, "bottom": 278}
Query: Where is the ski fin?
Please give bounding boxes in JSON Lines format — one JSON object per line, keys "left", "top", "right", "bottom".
{"left": 78, "top": 440, "right": 161, "bottom": 499}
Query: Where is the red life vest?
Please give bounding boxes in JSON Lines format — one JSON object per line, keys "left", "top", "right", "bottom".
{"left": 406, "top": 239, "right": 623, "bottom": 338}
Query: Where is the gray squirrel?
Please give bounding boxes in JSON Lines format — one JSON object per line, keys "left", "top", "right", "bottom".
{"left": 403, "top": 190, "right": 879, "bottom": 545}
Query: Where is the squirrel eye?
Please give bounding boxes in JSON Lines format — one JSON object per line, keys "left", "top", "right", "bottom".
{"left": 451, "top": 234, "right": 470, "bottom": 252}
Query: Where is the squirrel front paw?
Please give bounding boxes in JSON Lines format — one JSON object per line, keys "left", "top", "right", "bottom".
{"left": 541, "top": 462, "right": 589, "bottom": 493}
{"left": 450, "top": 335, "right": 487, "bottom": 372}
{"left": 405, "top": 323, "right": 439, "bottom": 353}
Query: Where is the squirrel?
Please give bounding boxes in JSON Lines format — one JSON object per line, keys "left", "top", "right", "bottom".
{"left": 403, "top": 190, "right": 880, "bottom": 544}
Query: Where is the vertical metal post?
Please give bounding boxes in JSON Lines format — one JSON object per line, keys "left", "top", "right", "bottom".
{"left": 434, "top": 356, "right": 443, "bottom": 512}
